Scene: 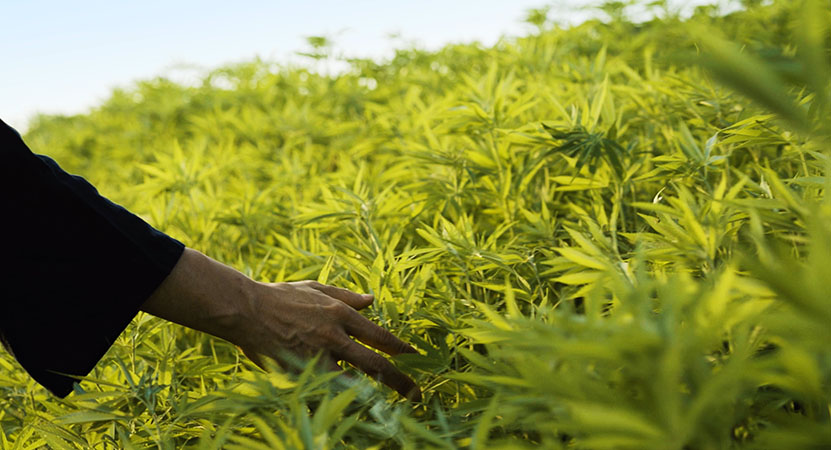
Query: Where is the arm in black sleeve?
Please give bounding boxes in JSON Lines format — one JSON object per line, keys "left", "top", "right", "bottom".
{"left": 0, "top": 118, "right": 185, "bottom": 397}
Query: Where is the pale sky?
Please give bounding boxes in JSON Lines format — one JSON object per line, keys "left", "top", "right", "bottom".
{"left": 1, "top": 1, "right": 731, "bottom": 132}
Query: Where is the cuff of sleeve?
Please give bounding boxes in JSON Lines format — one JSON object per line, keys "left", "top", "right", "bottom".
{"left": 1, "top": 120, "right": 186, "bottom": 397}
{"left": 32, "top": 240, "right": 185, "bottom": 398}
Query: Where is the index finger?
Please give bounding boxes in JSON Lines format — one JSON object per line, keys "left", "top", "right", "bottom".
{"left": 306, "top": 281, "right": 374, "bottom": 310}
{"left": 341, "top": 308, "right": 418, "bottom": 356}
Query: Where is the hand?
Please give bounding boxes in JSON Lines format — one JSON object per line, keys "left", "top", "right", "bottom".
{"left": 237, "top": 281, "right": 421, "bottom": 401}
{"left": 141, "top": 249, "right": 421, "bottom": 401}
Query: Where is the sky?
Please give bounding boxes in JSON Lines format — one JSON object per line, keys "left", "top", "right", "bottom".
{"left": 1, "top": 1, "right": 731, "bottom": 132}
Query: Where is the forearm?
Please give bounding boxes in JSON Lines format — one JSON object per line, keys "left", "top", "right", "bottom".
{"left": 140, "top": 248, "right": 258, "bottom": 345}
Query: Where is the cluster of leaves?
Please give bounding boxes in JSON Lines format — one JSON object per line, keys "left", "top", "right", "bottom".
{"left": 2, "top": 0, "right": 831, "bottom": 448}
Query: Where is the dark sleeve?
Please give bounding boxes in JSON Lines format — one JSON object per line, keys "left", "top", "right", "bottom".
{"left": 0, "top": 118, "right": 185, "bottom": 397}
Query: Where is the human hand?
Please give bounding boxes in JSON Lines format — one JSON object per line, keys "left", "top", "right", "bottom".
{"left": 141, "top": 249, "right": 421, "bottom": 401}
{"left": 237, "top": 281, "right": 421, "bottom": 401}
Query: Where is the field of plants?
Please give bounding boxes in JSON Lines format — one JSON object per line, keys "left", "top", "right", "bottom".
{"left": 2, "top": 0, "right": 831, "bottom": 448}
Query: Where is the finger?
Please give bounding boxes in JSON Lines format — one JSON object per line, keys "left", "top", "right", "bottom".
{"left": 325, "top": 359, "right": 359, "bottom": 390}
{"left": 340, "top": 309, "right": 418, "bottom": 356}
{"left": 335, "top": 340, "right": 421, "bottom": 402}
{"left": 272, "top": 348, "right": 313, "bottom": 373}
{"left": 316, "top": 352, "right": 343, "bottom": 373}
{"left": 325, "top": 359, "right": 342, "bottom": 373}
{"left": 308, "top": 282, "right": 373, "bottom": 310}
{"left": 240, "top": 346, "right": 267, "bottom": 371}
{"left": 259, "top": 348, "right": 338, "bottom": 376}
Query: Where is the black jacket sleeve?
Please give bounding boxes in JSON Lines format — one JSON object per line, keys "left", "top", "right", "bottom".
{"left": 0, "top": 118, "right": 185, "bottom": 397}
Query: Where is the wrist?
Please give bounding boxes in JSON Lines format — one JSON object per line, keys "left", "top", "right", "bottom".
{"left": 142, "top": 248, "right": 263, "bottom": 347}
{"left": 223, "top": 278, "right": 267, "bottom": 345}
{"left": 200, "top": 264, "right": 265, "bottom": 347}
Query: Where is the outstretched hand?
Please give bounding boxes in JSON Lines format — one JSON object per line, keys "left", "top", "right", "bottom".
{"left": 141, "top": 248, "right": 421, "bottom": 401}
{"left": 237, "top": 281, "right": 420, "bottom": 401}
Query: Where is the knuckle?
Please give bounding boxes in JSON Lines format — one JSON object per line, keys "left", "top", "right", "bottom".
{"left": 395, "top": 339, "right": 414, "bottom": 354}
{"left": 318, "top": 324, "right": 343, "bottom": 343}
{"left": 370, "top": 326, "right": 389, "bottom": 342}
{"left": 367, "top": 354, "right": 391, "bottom": 374}
{"left": 325, "top": 301, "right": 352, "bottom": 318}
{"left": 370, "top": 326, "right": 401, "bottom": 349}
{"left": 330, "top": 338, "right": 352, "bottom": 356}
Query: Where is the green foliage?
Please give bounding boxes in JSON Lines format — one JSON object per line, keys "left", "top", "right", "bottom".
{"left": 3, "top": 0, "right": 831, "bottom": 448}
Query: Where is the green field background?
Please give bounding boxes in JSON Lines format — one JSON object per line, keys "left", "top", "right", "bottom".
{"left": 3, "top": 1, "right": 831, "bottom": 448}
